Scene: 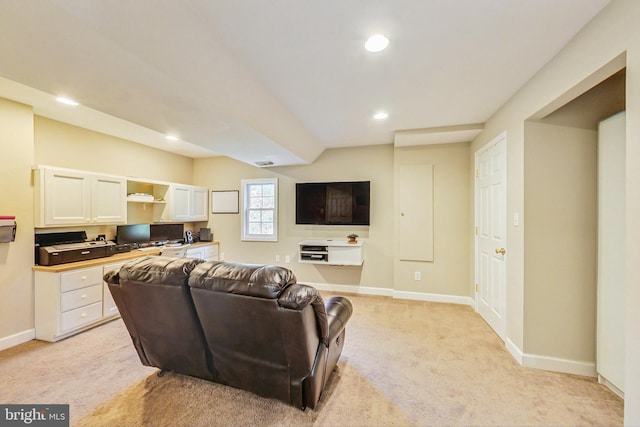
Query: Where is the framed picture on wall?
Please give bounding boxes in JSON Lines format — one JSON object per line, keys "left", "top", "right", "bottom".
{"left": 211, "top": 190, "right": 239, "bottom": 214}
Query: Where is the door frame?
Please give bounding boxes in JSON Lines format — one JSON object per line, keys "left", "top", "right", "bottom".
{"left": 474, "top": 131, "right": 508, "bottom": 339}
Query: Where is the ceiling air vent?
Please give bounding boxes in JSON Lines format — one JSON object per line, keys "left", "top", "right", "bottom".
{"left": 254, "top": 160, "right": 274, "bottom": 167}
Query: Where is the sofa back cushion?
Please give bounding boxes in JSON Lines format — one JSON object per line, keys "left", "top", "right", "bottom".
{"left": 188, "top": 261, "right": 296, "bottom": 298}
{"left": 118, "top": 255, "right": 202, "bottom": 287}
{"left": 106, "top": 256, "right": 213, "bottom": 380}
{"left": 188, "top": 261, "right": 326, "bottom": 406}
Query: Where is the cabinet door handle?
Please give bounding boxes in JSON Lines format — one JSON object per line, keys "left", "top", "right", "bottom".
{"left": 81, "top": 276, "right": 87, "bottom": 280}
{"left": 81, "top": 294, "right": 87, "bottom": 299}
{"left": 81, "top": 313, "right": 87, "bottom": 318}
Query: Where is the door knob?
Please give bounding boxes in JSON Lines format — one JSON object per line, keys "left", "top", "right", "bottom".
{"left": 495, "top": 248, "right": 506, "bottom": 255}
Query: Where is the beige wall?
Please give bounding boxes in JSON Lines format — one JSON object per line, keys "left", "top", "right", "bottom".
{"left": 2, "top": 2, "right": 640, "bottom": 422}
{"left": 394, "top": 143, "right": 471, "bottom": 296}
{"left": 470, "top": 1, "right": 640, "bottom": 422}
{"left": 34, "top": 116, "right": 193, "bottom": 184}
{"left": 0, "top": 98, "right": 35, "bottom": 340}
{"left": 523, "top": 122, "right": 597, "bottom": 362}
{"left": 193, "top": 145, "right": 395, "bottom": 289}
{"left": 192, "top": 142, "right": 471, "bottom": 296}
{"left": 33, "top": 116, "right": 198, "bottom": 240}
{"left": 0, "top": 110, "right": 197, "bottom": 347}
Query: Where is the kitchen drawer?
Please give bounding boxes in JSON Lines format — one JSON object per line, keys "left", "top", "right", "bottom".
{"left": 60, "top": 301, "right": 102, "bottom": 332}
{"left": 185, "top": 244, "right": 218, "bottom": 261}
{"left": 61, "top": 267, "right": 102, "bottom": 292}
{"left": 161, "top": 246, "right": 187, "bottom": 257}
{"left": 61, "top": 284, "right": 102, "bottom": 312}
{"left": 206, "top": 244, "right": 219, "bottom": 259}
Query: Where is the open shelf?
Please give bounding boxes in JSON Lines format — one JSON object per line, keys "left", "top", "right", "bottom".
{"left": 298, "top": 239, "right": 364, "bottom": 266}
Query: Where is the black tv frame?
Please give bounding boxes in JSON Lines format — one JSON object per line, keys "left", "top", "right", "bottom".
{"left": 295, "top": 181, "right": 370, "bottom": 226}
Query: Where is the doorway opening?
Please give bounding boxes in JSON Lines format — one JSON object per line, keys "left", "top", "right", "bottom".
{"left": 521, "top": 59, "right": 626, "bottom": 381}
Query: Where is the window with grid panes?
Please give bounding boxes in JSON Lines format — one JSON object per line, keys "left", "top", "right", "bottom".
{"left": 241, "top": 178, "right": 278, "bottom": 241}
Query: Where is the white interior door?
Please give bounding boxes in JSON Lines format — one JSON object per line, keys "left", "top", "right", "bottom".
{"left": 475, "top": 133, "right": 507, "bottom": 339}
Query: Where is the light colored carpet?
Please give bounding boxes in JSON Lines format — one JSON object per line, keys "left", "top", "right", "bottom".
{"left": 0, "top": 294, "right": 623, "bottom": 426}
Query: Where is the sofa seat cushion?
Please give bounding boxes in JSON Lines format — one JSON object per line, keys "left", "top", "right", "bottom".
{"left": 189, "top": 262, "right": 296, "bottom": 299}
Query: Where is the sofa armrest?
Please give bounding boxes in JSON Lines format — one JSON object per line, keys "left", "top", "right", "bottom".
{"left": 279, "top": 283, "right": 329, "bottom": 343}
{"left": 103, "top": 269, "right": 120, "bottom": 285}
{"left": 325, "top": 296, "right": 353, "bottom": 342}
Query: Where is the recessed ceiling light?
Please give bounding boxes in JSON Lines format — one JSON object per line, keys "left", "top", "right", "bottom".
{"left": 165, "top": 135, "right": 179, "bottom": 141}
{"left": 56, "top": 96, "right": 79, "bottom": 106}
{"left": 365, "top": 34, "right": 389, "bottom": 53}
{"left": 373, "top": 111, "right": 389, "bottom": 120}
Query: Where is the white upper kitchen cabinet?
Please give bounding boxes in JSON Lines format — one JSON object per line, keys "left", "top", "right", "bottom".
{"left": 34, "top": 166, "right": 127, "bottom": 227}
{"left": 155, "top": 184, "right": 208, "bottom": 222}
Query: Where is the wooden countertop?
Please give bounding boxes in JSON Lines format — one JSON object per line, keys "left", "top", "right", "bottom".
{"left": 32, "top": 241, "right": 219, "bottom": 273}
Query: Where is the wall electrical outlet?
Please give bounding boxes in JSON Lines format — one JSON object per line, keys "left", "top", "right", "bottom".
{"left": 285, "top": 255, "right": 291, "bottom": 264}
{"left": 220, "top": 252, "right": 225, "bottom": 261}
{"left": 414, "top": 272, "right": 421, "bottom": 281}
{"left": 275, "top": 255, "right": 280, "bottom": 262}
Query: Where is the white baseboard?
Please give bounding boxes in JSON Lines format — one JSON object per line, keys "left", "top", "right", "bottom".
{"left": 506, "top": 338, "right": 524, "bottom": 365}
{"left": 598, "top": 375, "right": 624, "bottom": 399}
{"left": 0, "top": 329, "right": 35, "bottom": 352}
{"left": 309, "top": 282, "right": 473, "bottom": 306}
{"left": 310, "top": 282, "right": 394, "bottom": 297}
{"left": 312, "top": 282, "right": 595, "bottom": 378}
{"left": 522, "top": 352, "right": 596, "bottom": 377}
{"left": 504, "top": 337, "right": 595, "bottom": 377}
{"left": 393, "top": 290, "right": 474, "bottom": 306}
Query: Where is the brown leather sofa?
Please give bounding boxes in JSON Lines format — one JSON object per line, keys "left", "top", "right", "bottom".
{"left": 104, "top": 256, "right": 353, "bottom": 410}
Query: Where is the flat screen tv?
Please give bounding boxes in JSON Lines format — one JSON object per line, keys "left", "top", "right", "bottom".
{"left": 116, "top": 224, "right": 150, "bottom": 245}
{"left": 296, "top": 181, "right": 370, "bottom": 225}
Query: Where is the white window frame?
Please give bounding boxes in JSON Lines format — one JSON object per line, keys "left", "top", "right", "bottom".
{"left": 241, "top": 178, "right": 278, "bottom": 242}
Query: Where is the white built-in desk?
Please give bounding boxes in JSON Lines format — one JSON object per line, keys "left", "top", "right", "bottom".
{"left": 33, "top": 242, "right": 219, "bottom": 342}
{"left": 298, "top": 239, "right": 364, "bottom": 266}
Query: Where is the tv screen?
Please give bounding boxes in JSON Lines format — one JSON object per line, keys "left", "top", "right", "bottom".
{"left": 150, "top": 223, "right": 184, "bottom": 243}
{"left": 116, "top": 224, "right": 150, "bottom": 245}
{"left": 296, "top": 181, "right": 370, "bottom": 225}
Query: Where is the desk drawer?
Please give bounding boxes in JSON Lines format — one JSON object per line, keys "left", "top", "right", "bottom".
{"left": 60, "top": 302, "right": 102, "bottom": 332}
{"left": 61, "top": 284, "right": 102, "bottom": 312}
{"left": 61, "top": 267, "right": 102, "bottom": 292}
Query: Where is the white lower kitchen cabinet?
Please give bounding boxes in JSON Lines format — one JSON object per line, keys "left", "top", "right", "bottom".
{"left": 35, "top": 263, "right": 123, "bottom": 342}
{"left": 160, "top": 242, "right": 219, "bottom": 262}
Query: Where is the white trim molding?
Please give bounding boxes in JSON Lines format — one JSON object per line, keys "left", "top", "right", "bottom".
{"left": 310, "top": 282, "right": 394, "bottom": 297}
{"left": 313, "top": 283, "right": 596, "bottom": 378}
{"left": 0, "top": 329, "right": 35, "bottom": 352}
{"left": 393, "top": 290, "right": 474, "bottom": 305}
{"left": 505, "top": 338, "right": 596, "bottom": 377}
{"left": 506, "top": 338, "right": 524, "bottom": 365}
{"left": 309, "top": 282, "right": 474, "bottom": 306}
{"left": 598, "top": 375, "right": 624, "bottom": 399}
{"left": 522, "top": 353, "right": 597, "bottom": 378}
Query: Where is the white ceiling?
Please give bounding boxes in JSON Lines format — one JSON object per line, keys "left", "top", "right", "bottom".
{"left": 0, "top": 0, "right": 610, "bottom": 166}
